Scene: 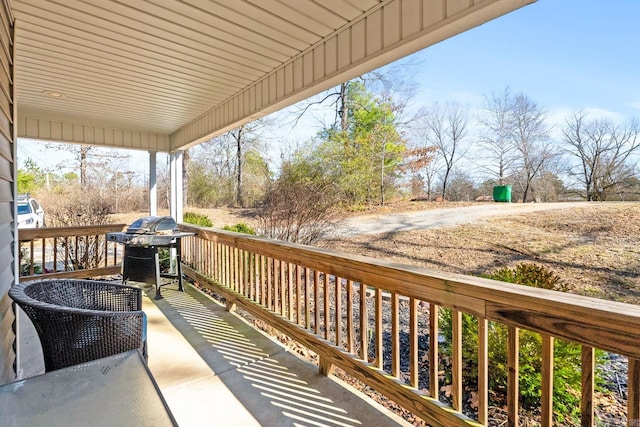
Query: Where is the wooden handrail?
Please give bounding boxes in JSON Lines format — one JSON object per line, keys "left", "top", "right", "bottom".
{"left": 179, "top": 224, "right": 640, "bottom": 426}
{"left": 18, "top": 224, "right": 125, "bottom": 279}
{"left": 18, "top": 224, "right": 126, "bottom": 240}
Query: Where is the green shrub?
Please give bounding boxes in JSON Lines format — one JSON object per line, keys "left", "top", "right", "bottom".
{"left": 183, "top": 212, "right": 213, "bottom": 227}
{"left": 222, "top": 223, "right": 256, "bottom": 235}
{"left": 440, "top": 263, "right": 601, "bottom": 424}
{"left": 487, "top": 263, "right": 567, "bottom": 291}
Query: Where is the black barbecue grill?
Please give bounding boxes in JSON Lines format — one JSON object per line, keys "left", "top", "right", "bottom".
{"left": 107, "top": 216, "right": 194, "bottom": 299}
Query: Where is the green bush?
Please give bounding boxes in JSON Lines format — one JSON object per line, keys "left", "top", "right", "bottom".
{"left": 487, "top": 263, "right": 567, "bottom": 291}
{"left": 440, "top": 263, "right": 601, "bottom": 424}
{"left": 222, "top": 223, "right": 256, "bottom": 235}
{"left": 183, "top": 212, "right": 213, "bottom": 227}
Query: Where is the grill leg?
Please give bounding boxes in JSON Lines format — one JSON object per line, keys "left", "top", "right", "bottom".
{"left": 154, "top": 250, "right": 162, "bottom": 299}
{"left": 177, "top": 241, "right": 184, "bottom": 292}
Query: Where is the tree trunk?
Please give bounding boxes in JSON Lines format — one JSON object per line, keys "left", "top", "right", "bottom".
{"left": 183, "top": 149, "right": 190, "bottom": 207}
{"left": 80, "top": 145, "right": 89, "bottom": 188}
{"left": 235, "top": 126, "right": 244, "bottom": 207}
{"left": 339, "top": 82, "right": 348, "bottom": 133}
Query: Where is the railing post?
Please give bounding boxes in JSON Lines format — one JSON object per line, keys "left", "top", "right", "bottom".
{"left": 319, "top": 357, "right": 335, "bottom": 376}
{"left": 225, "top": 298, "right": 236, "bottom": 313}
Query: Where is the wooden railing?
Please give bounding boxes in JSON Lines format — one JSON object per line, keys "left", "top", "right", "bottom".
{"left": 179, "top": 224, "right": 640, "bottom": 427}
{"left": 18, "top": 224, "right": 125, "bottom": 281}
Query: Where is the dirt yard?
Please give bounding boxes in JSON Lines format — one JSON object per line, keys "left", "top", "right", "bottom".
{"left": 326, "top": 201, "right": 640, "bottom": 304}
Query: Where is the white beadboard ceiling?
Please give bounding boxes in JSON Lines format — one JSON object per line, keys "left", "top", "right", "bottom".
{"left": 12, "top": 0, "right": 535, "bottom": 151}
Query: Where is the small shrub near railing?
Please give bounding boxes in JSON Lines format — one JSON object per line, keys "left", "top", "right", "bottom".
{"left": 183, "top": 212, "right": 213, "bottom": 227}
{"left": 222, "top": 223, "right": 256, "bottom": 235}
{"left": 440, "top": 263, "right": 603, "bottom": 424}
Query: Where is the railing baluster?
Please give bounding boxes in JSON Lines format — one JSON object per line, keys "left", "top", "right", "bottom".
{"left": 410, "top": 297, "right": 418, "bottom": 388}
{"left": 83, "top": 236, "right": 88, "bottom": 268}
{"left": 391, "top": 292, "right": 399, "bottom": 378}
{"left": 221, "top": 244, "right": 226, "bottom": 286}
{"left": 335, "top": 276, "right": 342, "bottom": 347}
{"left": 53, "top": 237, "right": 58, "bottom": 272}
{"left": 478, "top": 317, "right": 488, "bottom": 425}
{"left": 29, "top": 240, "right": 34, "bottom": 275}
{"left": 267, "top": 257, "right": 273, "bottom": 311}
{"left": 375, "top": 288, "right": 383, "bottom": 370}
{"left": 213, "top": 242, "right": 218, "bottom": 282}
{"left": 103, "top": 235, "right": 107, "bottom": 268}
{"left": 629, "top": 358, "right": 640, "bottom": 427}
{"left": 248, "top": 251, "right": 253, "bottom": 300}
{"left": 94, "top": 235, "right": 99, "bottom": 267}
{"left": 314, "top": 270, "right": 320, "bottom": 334}
{"left": 360, "top": 283, "right": 368, "bottom": 362}
{"left": 295, "top": 265, "right": 301, "bottom": 324}
{"left": 541, "top": 335, "right": 554, "bottom": 427}
{"left": 508, "top": 326, "right": 520, "bottom": 427}
{"left": 237, "top": 248, "right": 243, "bottom": 294}
{"left": 281, "top": 260, "right": 287, "bottom": 316}
{"left": 273, "top": 258, "right": 279, "bottom": 312}
{"left": 429, "top": 303, "right": 439, "bottom": 399}
{"left": 64, "top": 237, "right": 69, "bottom": 272}
{"left": 229, "top": 245, "right": 233, "bottom": 288}
{"left": 346, "top": 280, "right": 354, "bottom": 354}
{"left": 222, "top": 244, "right": 227, "bottom": 286}
{"left": 41, "top": 237, "right": 46, "bottom": 273}
{"left": 304, "top": 267, "right": 310, "bottom": 329}
{"left": 452, "top": 310, "right": 462, "bottom": 411}
{"left": 288, "top": 263, "right": 294, "bottom": 321}
{"left": 260, "top": 255, "right": 266, "bottom": 306}
{"left": 581, "top": 345, "right": 594, "bottom": 427}
{"left": 324, "top": 272, "right": 330, "bottom": 341}
{"left": 280, "top": 260, "right": 286, "bottom": 316}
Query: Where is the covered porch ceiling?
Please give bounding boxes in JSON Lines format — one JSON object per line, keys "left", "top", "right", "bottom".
{"left": 12, "top": 0, "right": 534, "bottom": 153}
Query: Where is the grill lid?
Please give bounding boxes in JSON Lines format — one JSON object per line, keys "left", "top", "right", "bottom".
{"left": 126, "top": 216, "right": 178, "bottom": 235}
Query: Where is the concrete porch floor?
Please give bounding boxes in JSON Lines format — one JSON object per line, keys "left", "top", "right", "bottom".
{"left": 18, "top": 281, "right": 410, "bottom": 426}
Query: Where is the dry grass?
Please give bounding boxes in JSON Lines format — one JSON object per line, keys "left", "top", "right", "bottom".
{"left": 326, "top": 202, "right": 640, "bottom": 304}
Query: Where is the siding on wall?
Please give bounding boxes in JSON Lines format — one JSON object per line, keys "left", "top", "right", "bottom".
{"left": 0, "top": 0, "right": 14, "bottom": 385}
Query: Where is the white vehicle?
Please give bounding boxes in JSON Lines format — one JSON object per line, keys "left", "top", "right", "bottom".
{"left": 17, "top": 195, "right": 45, "bottom": 229}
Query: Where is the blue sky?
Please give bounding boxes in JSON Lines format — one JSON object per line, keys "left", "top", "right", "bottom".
{"left": 410, "top": 0, "right": 639, "bottom": 120}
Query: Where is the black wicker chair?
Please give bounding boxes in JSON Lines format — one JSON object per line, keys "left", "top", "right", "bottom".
{"left": 9, "top": 279, "right": 147, "bottom": 372}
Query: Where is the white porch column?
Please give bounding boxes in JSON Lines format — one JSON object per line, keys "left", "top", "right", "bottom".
{"left": 148, "top": 151, "right": 157, "bottom": 216}
{"left": 169, "top": 150, "right": 184, "bottom": 222}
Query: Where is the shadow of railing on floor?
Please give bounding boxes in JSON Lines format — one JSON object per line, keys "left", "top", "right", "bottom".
{"left": 158, "top": 288, "right": 365, "bottom": 427}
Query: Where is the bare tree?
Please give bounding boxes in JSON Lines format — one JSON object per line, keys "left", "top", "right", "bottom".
{"left": 510, "top": 94, "right": 554, "bottom": 203}
{"left": 187, "top": 120, "right": 271, "bottom": 208}
{"left": 45, "top": 143, "right": 130, "bottom": 189}
{"left": 421, "top": 102, "right": 469, "bottom": 200}
{"left": 562, "top": 111, "right": 640, "bottom": 201}
{"left": 292, "top": 58, "right": 420, "bottom": 134}
{"left": 477, "top": 87, "right": 519, "bottom": 185}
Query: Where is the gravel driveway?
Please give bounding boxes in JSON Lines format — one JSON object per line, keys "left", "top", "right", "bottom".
{"left": 333, "top": 202, "right": 591, "bottom": 237}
